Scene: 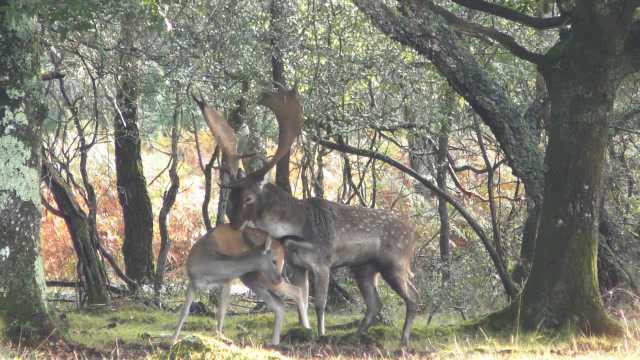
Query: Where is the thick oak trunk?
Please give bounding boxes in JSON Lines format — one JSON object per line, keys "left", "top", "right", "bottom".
{"left": 519, "top": 30, "right": 625, "bottom": 334}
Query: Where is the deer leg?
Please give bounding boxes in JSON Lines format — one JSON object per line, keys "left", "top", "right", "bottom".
{"left": 271, "top": 280, "right": 311, "bottom": 330}
{"left": 311, "top": 266, "right": 330, "bottom": 337}
{"left": 352, "top": 264, "right": 381, "bottom": 337}
{"left": 216, "top": 280, "right": 232, "bottom": 334}
{"left": 380, "top": 267, "right": 418, "bottom": 346}
{"left": 288, "top": 265, "right": 310, "bottom": 327}
{"left": 172, "top": 284, "right": 195, "bottom": 344}
{"left": 250, "top": 282, "right": 285, "bottom": 346}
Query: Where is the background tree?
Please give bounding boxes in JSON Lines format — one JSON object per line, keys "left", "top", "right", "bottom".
{"left": 113, "top": 6, "right": 155, "bottom": 283}
{"left": 354, "top": 0, "right": 640, "bottom": 334}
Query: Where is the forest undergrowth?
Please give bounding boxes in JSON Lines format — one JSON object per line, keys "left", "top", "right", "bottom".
{"left": 1, "top": 290, "right": 639, "bottom": 359}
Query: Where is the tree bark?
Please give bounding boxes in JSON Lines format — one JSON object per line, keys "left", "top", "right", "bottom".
{"left": 114, "top": 12, "right": 154, "bottom": 283}
{"left": 219, "top": 81, "right": 251, "bottom": 224}
{"left": 155, "top": 102, "right": 181, "bottom": 296}
{"left": 42, "top": 161, "right": 110, "bottom": 305}
{"left": 270, "top": 0, "right": 293, "bottom": 194}
{"left": 436, "top": 129, "right": 450, "bottom": 283}
{"left": 0, "top": 5, "right": 55, "bottom": 341}
{"left": 519, "top": 7, "right": 632, "bottom": 333}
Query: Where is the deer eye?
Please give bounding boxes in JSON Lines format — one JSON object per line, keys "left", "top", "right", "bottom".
{"left": 244, "top": 195, "right": 255, "bottom": 204}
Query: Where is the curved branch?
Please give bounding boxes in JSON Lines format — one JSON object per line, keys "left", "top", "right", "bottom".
{"left": 432, "top": 4, "right": 546, "bottom": 64}
{"left": 449, "top": 0, "right": 567, "bottom": 29}
{"left": 354, "top": 0, "right": 545, "bottom": 205}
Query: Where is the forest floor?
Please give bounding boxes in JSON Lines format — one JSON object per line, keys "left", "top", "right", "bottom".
{"left": 1, "top": 297, "right": 639, "bottom": 359}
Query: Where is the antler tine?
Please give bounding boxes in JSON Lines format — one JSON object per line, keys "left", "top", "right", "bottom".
{"left": 192, "top": 95, "right": 240, "bottom": 176}
{"left": 236, "top": 86, "right": 304, "bottom": 185}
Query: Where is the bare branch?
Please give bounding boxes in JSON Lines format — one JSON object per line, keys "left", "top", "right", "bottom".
{"left": 41, "top": 71, "right": 65, "bottom": 81}
{"left": 41, "top": 193, "right": 66, "bottom": 218}
{"left": 449, "top": 0, "right": 567, "bottom": 29}
{"left": 432, "top": 4, "right": 546, "bottom": 64}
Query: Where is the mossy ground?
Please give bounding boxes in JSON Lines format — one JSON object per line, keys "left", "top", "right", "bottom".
{"left": 1, "top": 297, "right": 639, "bottom": 359}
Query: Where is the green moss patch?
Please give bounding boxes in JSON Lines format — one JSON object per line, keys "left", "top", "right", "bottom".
{"left": 53, "top": 302, "right": 640, "bottom": 359}
{"left": 168, "top": 335, "right": 284, "bottom": 360}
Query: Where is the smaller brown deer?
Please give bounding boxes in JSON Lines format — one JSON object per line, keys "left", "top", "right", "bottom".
{"left": 172, "top": 224, "right": 309, "bottom": 345}
{"left": 210, "top": 225, "right": 310, "bottom": 340}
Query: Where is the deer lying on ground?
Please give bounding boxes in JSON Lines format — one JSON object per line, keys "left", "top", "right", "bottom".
{"left": 171, "top": 224, "right": 310, "bottom": 345}
{"left": 202, "top": 85, "right": 419, "bottom": 345}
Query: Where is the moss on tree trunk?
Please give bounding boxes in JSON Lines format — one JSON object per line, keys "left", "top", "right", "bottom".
{"left": 0, "top": 3, "right": 56, "bottom": 342}
{"left": 486, "top": 10, "right": 634, "bottom": 334}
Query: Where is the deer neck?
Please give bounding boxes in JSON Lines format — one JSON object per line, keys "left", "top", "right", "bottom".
{"left": 254, "top": 184, "right": 305, "bottom": 238}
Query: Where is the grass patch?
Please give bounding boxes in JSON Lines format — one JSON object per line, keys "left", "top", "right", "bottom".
{"left": 0, "top": 310, "right": 6, "bottom": 341}
{"left": 10, "top": 297, "right": 634, "bottom": 359}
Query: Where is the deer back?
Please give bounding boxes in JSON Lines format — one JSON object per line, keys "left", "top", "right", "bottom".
{"left": 190, "top": 224, "right": 285, "bottom": 273}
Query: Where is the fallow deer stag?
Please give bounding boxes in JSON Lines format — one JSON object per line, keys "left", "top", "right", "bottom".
{"left": 173, "top": 95, "right": 311, "bottom": 346}
{"left": 207, "top": 85, "right": 419, "bottom": 345}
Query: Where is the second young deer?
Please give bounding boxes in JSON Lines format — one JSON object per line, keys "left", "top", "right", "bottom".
{"left": 172, "top": 224, "right": 308, "bottom": 345}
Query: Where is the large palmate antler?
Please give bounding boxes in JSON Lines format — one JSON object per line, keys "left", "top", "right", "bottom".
{"left": 240, "top": 86, "right": 304, "bottom": 184}
{"left": 192, "top": 95, "right": 240, "bottom": 176}
{"left": 193, "top": 86, "right": 303, "bottom": 187}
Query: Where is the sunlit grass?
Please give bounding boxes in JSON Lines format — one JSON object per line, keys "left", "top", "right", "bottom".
{"left": 2, "top": 297, "right": 640, "bottom": 359}
{"left": 59, "top": 300, "right": 640, "bottom": 359}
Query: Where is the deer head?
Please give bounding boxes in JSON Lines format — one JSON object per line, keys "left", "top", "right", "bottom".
{"left": 194, "top": 86, "right": 303, "bottom": 230}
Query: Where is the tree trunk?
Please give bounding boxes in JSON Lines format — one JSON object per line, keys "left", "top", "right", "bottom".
{"left": 114, "top": 12, "right": 154, "bottom": 283}
{"left": 155, "top": 103, "right": 181, "bottom": 296}
{"left": 219, "top": 81, "right": 251, "bottom": 224}
{"left": 270, "top": 0, "right": 293, "bottom": 194}
{"left": 0, "top": 6, "right": 55, "bottom": 341}
{"left": 519, "top": 31, "right": 625, "bottom": 334}
{"left": 113, "top": 79, "right": 153, "bottom": 282}
{"left": 436, "top": 129, "right": 450, "bottom": 283}
{"left": 114, "top": 79, "right": 155, "bottom": 283}
{"left": 42, "top": 161, "right": 110, "bottom": 305}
